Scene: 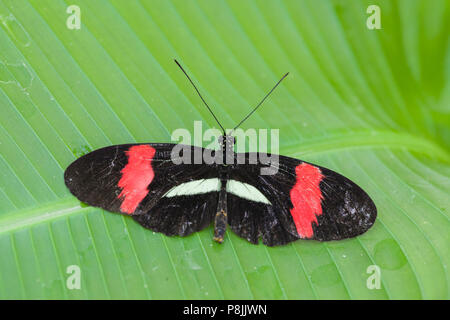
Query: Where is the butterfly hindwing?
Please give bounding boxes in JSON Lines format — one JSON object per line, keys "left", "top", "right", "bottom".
{"left": 133, "top": 192, "right": 218, "bottom": 237}
{"left": 227, "top": 193, "right": 299, "bottom": 246}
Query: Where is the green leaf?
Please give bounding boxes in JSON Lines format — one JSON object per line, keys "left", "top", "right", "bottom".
{"left": 0, "top": 0, "right": 448, "bottom": 299}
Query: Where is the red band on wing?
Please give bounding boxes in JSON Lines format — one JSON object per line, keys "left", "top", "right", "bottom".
{"left": 289, "top": 163, "right": 324, "bottom": 238}
{"left": 117, "top": 145, "right": 156, "bottom": 214}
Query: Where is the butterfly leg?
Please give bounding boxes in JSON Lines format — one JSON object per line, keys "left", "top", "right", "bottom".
{"left": 213, "top": 179, "right": 228, "bottom": 243}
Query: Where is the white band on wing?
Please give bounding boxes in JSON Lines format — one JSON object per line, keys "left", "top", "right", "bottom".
{"left": 226, "top": 180, "right": 271, "bottom": 204}
{"left": 163, "top": 178, "right": 221, "bottom": 197}
{"left": 163, "top": 178, "right": 271, "bottom": 205}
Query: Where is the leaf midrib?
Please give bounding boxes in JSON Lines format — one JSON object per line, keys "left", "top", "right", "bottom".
{"left": 282, "top": 130, "right": 449, "bottom": 162}
{"left": 0, "top": 129, "right": 447, "bottom": 234}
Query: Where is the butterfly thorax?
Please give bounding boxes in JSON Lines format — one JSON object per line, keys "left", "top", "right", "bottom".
{"left": 218, "top": 135, "right": 235, "bottom": 166}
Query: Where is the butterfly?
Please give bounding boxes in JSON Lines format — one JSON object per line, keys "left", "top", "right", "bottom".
{"left": 64, "top": 60, "right": 377, "bottom": 246}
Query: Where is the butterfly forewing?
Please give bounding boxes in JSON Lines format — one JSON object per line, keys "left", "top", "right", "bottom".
{"left": 64, "top": 143, "right": 217, "bottom": 216}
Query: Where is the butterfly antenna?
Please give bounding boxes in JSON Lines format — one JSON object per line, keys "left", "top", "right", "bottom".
{"left": 230, "top": 72, "right": 289, "bottom": 134}
{"left": 174, "top": 59, "right": 225, "bottom": 134}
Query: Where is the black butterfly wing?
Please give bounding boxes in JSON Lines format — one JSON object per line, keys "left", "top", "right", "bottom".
{"left": 132, "top": 192, "right": 218, "bottom": 237}
{"left": 226, "top": 193, "right": 299, "bottom": 246}
{"left": 64, "top": 143, "right": 218, "bottom": 233}
{"left": 228, "top": 153, "right": 377, "bottom": 246}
